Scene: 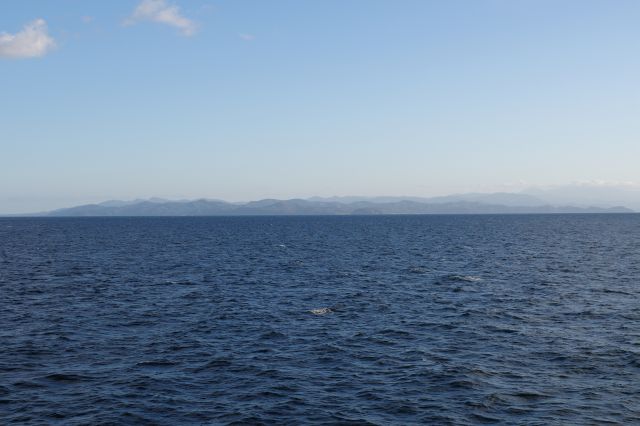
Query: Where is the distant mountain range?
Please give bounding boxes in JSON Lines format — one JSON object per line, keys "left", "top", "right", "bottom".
{"left": 16, "top": 193, "right": 634, "bottom": 216}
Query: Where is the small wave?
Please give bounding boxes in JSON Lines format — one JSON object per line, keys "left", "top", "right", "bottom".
{"left": 512, "top": 391, "right": 550, "bottom": 401}
{"left": 45, "top": 412, "right": 67, "bottom": 420}
{"left": 182, "top": 290, "right": 203, "bottom": 299}
{"left": 195, "top": 357, "right": 233, "bottom": 371}
{"left": 12, "top": 380, "right": 46, "bottom": 389}
{"left": 444, "top": 274, "right": 482, "bottom": 283}
{"left": 160, "top": 279, "right": 195, "bottom": 286}
{"left": 310, "top": 307, "right": 332, "bottom": 315}
{"left": 446, "top": 379, "right": 478, "bottom": 389}
{"left": 379, "top": 328, "right": 412, "bottom": 337}
{"left": 600, "top": 288, "right": 632, "bottom": 295}
{"left": 136, "top": 360, "right": 178, "bottom": 367}
{"left": 43, "top": 373, "right": 88, "bottom": 383}
{"left": 471, "top": 413, "right": 501, "bottom": 423}
{"left": 259, "top": 330, "right": 287, "bottom": 340}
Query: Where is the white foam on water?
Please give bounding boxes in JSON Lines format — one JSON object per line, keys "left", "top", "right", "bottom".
{"left": 459, "top": 275, "right": 482, "bottom": 282}
{"left": 449, "top": 275, "right": 482, "bottom": 282}
{"left": 310, "top": 307, "right": 332, "bottom": 315}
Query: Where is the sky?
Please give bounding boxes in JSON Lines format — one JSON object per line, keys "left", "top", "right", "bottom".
{"left": 1, "top": 0, "right": 640, "bottom": 213}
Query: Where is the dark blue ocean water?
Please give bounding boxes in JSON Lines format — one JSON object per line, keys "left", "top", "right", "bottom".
{"left": 1, "top": 215, "right": 639, "bottom": 425}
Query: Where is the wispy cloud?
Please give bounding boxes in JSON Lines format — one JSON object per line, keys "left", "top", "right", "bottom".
{"left": 0, "top": 19, "right": 56, "bottom": 59}
{"left": 239, "top": 33, "right": 255, "bottom": 41}
{"left": 125, "top": 0, "right": 197, "bottom": 36}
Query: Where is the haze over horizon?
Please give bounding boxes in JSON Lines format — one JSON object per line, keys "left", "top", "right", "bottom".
{"left": 3, "top": 1, "right": 640, "bottom": 214}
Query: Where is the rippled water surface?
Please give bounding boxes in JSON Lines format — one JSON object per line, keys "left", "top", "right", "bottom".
{"left": 1, "top": 215, "right": 639, "bottom": 424}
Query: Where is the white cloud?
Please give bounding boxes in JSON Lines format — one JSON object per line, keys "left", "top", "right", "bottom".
{"left": 126, "top": 0, "right": 197, "bottom": 36}
{"left": 0, "top": 19, "right": 56, "bottom": 59}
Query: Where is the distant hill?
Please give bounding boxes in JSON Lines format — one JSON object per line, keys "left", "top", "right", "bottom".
{"left": 37, "top": 196, "right": 634, "bottom": 217}
{"left": 309, "top": 193, "right": 546, "bottom": 207}
{"left": 523, "top": 184, "right": 640, "bottom": 211}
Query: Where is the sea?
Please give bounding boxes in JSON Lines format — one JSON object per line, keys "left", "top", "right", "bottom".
{"left": 1, "top": 214, "right": 639, "bottom": 425}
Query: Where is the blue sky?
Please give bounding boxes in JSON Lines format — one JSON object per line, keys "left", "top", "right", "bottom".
{"left": 1, "top": 0, "right": 640, "bottom": 213}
